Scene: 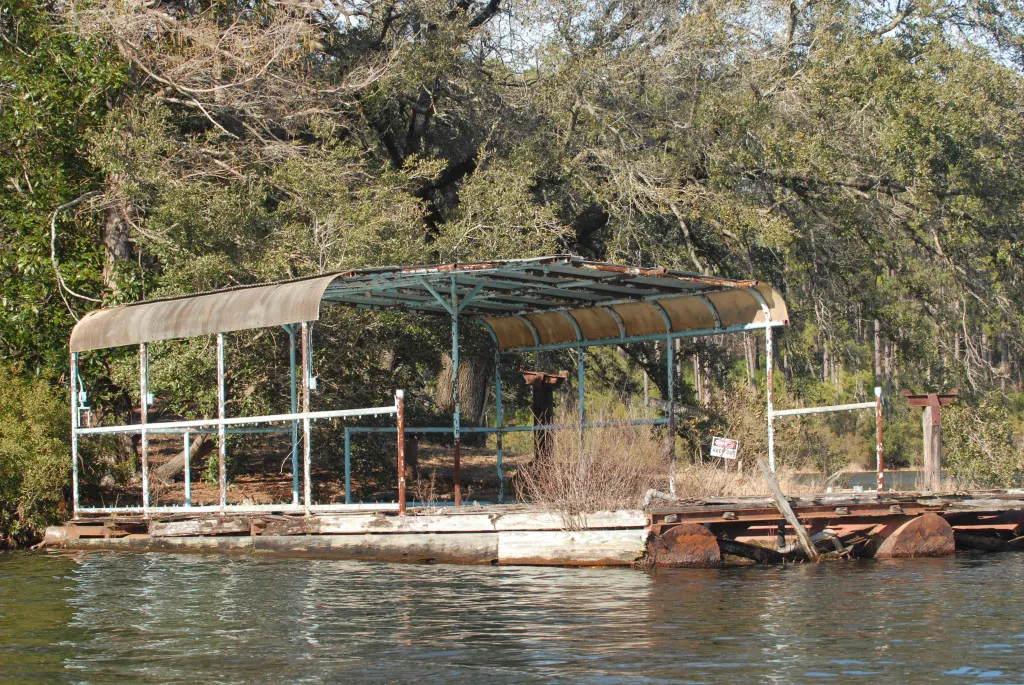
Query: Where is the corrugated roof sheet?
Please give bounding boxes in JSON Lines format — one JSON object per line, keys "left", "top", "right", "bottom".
{"left": 69, "top": 256, "right": 788, "bottom": 352}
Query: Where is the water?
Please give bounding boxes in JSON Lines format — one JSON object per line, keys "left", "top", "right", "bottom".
{"left": 2, "top": 551, "right": 1023, "bottom": 684}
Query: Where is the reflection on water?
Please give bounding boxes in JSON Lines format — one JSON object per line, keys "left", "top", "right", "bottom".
{"left": 2, "top": 551, "right": 1023, "bottom": 683}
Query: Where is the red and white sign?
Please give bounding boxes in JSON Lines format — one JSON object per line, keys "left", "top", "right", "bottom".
{"left": 710, "top": 437, "right": 739, "bottom": 460}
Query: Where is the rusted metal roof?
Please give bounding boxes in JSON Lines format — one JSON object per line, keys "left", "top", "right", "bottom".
{"left": 69, "top": 256, "right": 788, "bottom": 352}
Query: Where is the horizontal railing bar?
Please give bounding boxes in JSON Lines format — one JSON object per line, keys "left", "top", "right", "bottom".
{"left": 76, "top": 503, "right": 401, "bottom": 515}
{"left": 74, "top": 500, "right": 507, "bottom": 515}
{"left": 345, "top": 418, "right": 668, "bottom": 434}
{"left": 506, "top": 321, "right": 783, "bottom": 353}
{"left": 772, "top": 402, "right": 876, "bottom": 417}
{"left": 146, "top": 428, "right": 290, "bottom": 435}
{"left": 76, "top": 406, "right": 398, "bottom": 436}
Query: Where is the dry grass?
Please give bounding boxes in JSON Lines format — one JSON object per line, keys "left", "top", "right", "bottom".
{"left": 515, "top": 410, "right": 666, "bottom": 527}
{"left": 672, "top": 463, "right": 815, "bottom": 499}
{"left": 515, "top": 408, "right": 818, "bottom": 523}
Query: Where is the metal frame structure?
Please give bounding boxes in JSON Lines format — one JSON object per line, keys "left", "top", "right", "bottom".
{"left": 771, "top": 387, "right": 886, "bottom": 492}
{"left": 68, "top": 256, "right": 790, "bottom": 516}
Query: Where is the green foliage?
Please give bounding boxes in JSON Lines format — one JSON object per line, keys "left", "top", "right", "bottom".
{"left": 5, "top": 0, "right": 1024, "bottom": 525}
{"left": 944, "top": 395, "right": 1024, "bottom": 488}
{"left": 0, "top": 364, "right": 71, "bottom": 546}
{"left": 0, "top": 0, "right": 126, "bottom": 369}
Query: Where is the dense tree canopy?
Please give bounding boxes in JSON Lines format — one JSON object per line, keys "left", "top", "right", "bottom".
{"left": 4, "top": 0, "right": 1024, "bottom": 484}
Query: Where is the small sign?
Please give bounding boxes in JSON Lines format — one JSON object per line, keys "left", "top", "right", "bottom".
{"left": 710, "top": 437, "right": 739, "bottom": 460}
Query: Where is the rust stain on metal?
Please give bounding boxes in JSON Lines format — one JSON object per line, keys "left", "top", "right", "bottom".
{"left": 873, "top": 513, "right": 955, "bottom": 558}
{"left": 652, "top": 523, "right": 722, "bottom": 568}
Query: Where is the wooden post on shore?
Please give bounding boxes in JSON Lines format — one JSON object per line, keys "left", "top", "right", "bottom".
{"left": 902, "top": 390, "right": 958, "bottom": 492}
{"left": 922, "top": 403, "right": 942, "bottom": 492}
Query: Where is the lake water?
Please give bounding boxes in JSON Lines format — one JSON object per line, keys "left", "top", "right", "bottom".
{"left": 2, "top": 551, "right": 1023, "bottom": 684}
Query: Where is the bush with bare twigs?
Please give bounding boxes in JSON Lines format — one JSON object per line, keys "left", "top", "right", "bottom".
{"left": 514, "top": 410, "right": 667, "bottom": 527}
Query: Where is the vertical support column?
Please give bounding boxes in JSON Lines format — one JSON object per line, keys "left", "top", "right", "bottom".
{"left": 666, "top": 336, "right": 676, "bottom": 495}
{"left": 216, "top": 333, "right": 227, "bottom": 508}
{"left": 922, "top": 398, "right": 941, "bottom": 492}
{"left": 344, "top": 427, "right": 352, "bottom": 505}
{"left": 577, "top": 347, "right": 586, "bottom": 454}
{"left": 183, "top": 431, "right": 192, "bottom": 506}
{"left": 140, "top": 343, "right": 151, "bottom": 513}
{"left": 765, "top": 324, "right": 776, "bottom": 473}
{"left": 301, "top": 322, "right": 312, "bottom": 511}
{"left": 495, "top": 350, "right": 504, "bottom": 504}
{"left": 450, "top": 276, "right": 462, "bottom": 507}
{"left": 396, "top": 390, "right": 406, "bottom": 515}
{"left": 577, "top": 348, "right": 585, "bottom": 424}
{"left": 288, "top": 325, "right": 300, "bottom": 506}
{"left": 875, "top": 386, "right": 884, "bottom": 492}
{"left": 70, "top": 352, "right": 80, "bottom": 518}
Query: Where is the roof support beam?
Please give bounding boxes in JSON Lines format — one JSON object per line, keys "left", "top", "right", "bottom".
{"left": 507, "top": 320, "right": 782, "bottom": 353}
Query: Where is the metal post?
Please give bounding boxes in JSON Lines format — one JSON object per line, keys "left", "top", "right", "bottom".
{"left": 396, "top": 390, "right": 406, "bottom": 515}
{"left": 450, "top": 275, "right": 462, "bottom": 507}
{"left": 301, "top": 322, "right": 312, "bottom": 511}
{"left": 666, "top": 336, "right": 676, "bottom": 495}
{"left": 216, "top": 333, "right": 227, "bottom": 508}
{"left": 766, "top": 324, "right": 776, "bottom": 473}
{"left": 344, "top": 427, "right": 352, "bottom": 504}
{"left": 495, "top": 350, "right": 504, "bottom": 503}
{"left": 288, "top": 325, "right": 299, "bottom": 506}
{"left": 140, "top": 343, "right": 151, "bottom": 513}
{"left": 875, "top": 386, "right": 884, "bottom": 492}
{"left": 577, "top": 347, "right": 585, "bottom": 452}
{"left": 183, "top": 430, "right": 192, "bottom": 506}
{"left": 70, "top": 352, "right": 80, "bottom": 517}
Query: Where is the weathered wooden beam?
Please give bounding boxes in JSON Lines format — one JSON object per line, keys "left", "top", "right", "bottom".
{"left": 758, "top": 459, "right": 818, "bottom": 560}
{"left": 717, "top": 538, "right": 786, "bottom": 564}
{"left": 497, "top": 530, "right": 647, "bottom": 566}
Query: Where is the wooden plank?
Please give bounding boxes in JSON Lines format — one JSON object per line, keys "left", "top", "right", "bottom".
{"left": 253, "top": 533, "right": 499, "bottom": 564}
{"left": 758, "top": 459, "right": 818, "bottom": 560}
{"left": 497, "top": 529, "right": 647, "bottom": 566}
{"left": 494, "top": 510, "right": 646, "bottom": 531}
{"left": 258, "top": 510, "right": 648, "bottom": 536}
{"left": 149, "top": 517, "right": 251, "bottom": 537}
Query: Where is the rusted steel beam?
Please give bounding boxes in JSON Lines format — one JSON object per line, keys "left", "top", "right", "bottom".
{"left": 648, "top": 502, "right": 949, "bottom": 531}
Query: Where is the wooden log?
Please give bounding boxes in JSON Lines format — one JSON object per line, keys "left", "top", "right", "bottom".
{"left": 149, "top": 517, "right": 251, "bottom": 537}
{"left": 954, "top": 530, "right": 1009, "bottom": 552}
{"left": 758, "top": 459, "right": 818, "bottom": 560}
{"left": 498, "top": 529, "right": 648, "bottom": 566}
{"left": 62, "top": 536, "right": 255, "bottom": 554}
{"left": 256, "top": 510, "right": 648, "bottom": 536}
{"left": 253, "top": 533, "right": 499, "bottom": 564}
{"left": 152, "top": 434, "right": 212, "bottom": 483}
{"left": 716, "top": 538, "right": 786, "bottom": 564}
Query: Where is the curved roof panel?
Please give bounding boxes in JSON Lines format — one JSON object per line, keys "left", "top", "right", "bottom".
{"left": 69, "top": 256, "right": 788, "bottom": 352}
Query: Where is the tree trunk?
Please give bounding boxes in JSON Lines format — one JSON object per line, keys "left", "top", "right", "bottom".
{"left": 152, "top": 434, "right": 213, "bottom": 483}
{"left": 744, "top": 333, "right": 757, "bottom": 391}
{"left": 434, "top": 353, "right": 493, "bottom": 425}
{"left": 101, "top": 184, "right": 131, "bottom": 291}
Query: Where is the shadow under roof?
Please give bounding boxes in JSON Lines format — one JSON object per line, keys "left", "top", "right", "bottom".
{"left": 69, "top": 255, "right": 788, "bottom": 352}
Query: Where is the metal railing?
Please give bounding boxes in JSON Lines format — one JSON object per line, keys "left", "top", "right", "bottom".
{"left": 770, "top": 386, "right": 885, "bottom": 492}
{"left": 343, "top": 417, "right": 670, "bottom": 505}
{"left": 73, "top": 392, "right": 404, "bottom": 516}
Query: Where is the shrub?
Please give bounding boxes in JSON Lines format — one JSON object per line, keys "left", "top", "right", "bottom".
{"left": 943, "top": 396, "right": 1024, "bottom": 488}
{"left": 515, "top": 409, "right": 666, "bottom": 527}
{"left": 0, "top": 364, "right": 71, "bottom": 547}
